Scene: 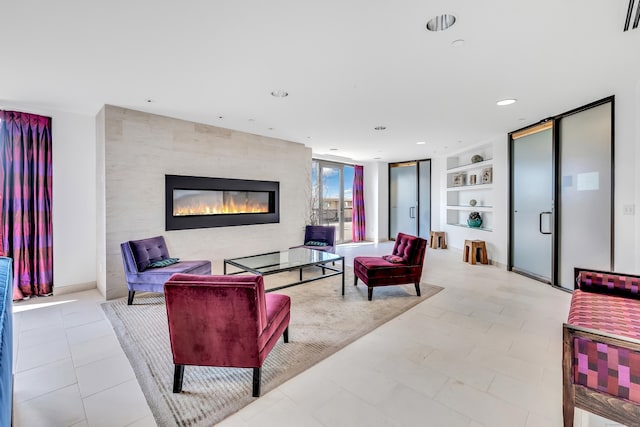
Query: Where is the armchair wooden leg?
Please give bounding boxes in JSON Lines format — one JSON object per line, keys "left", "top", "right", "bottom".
{"left": 354, "top": 275, "right": 358, "bottom": 286}
{"left": 173, "top": 364, "right": 184, "bottom": 393}
{"left": 562, "top": 327, "right": 575, "bottom": 427}
{"left": 283, "top": 326, "right": 289, "bottom": 343}
{"left": 127, "top": 291, "right": 135, "bottom": 305}
{"left": 368, "top": 287, "right": 373, "bottom": 301}
{"left": 252, "top": 367, "right": 262, "bottom": 397}
{"left": 415, "top": 282, "right": 421, "bottom": 297}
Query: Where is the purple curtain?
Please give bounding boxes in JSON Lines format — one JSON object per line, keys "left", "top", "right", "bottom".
{"left": 0, "top": 111, "right": 53, "bottom": 300}
{"left": 352, "top": 165, "right": 366, "bottom": 242}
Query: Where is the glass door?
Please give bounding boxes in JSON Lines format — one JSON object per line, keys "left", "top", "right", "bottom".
{"left": 312, "top": 160, "right": 354, "bottom": 244}
{"left": 389, "top": 160, "right": 431, "bottom": 240}
{"left": 510, "top": 124, "right": 554, "bottom": 283}
{"left": 557, "top": 101, "right": 613, "bottom": 289}
{"left": 390, "top": 162, "right": 418, "bottom": 237}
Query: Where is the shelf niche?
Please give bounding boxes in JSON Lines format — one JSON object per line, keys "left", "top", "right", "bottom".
{"left": 445, "top": 144, "right": 493, "bottom": 233}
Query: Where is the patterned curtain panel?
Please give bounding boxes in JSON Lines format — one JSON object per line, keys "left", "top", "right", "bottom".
{"left": 352, "top": 165, "right": 366, "bottom": 242}
{"left": 0, "top": 111, "right": 53, "bottom": 300}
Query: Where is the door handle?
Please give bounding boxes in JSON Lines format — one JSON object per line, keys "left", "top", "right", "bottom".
{"left": 539, "top": 211, "right": 552, "bottom": 235}
{"left": 409, "top": 207, "right": 416, "bottom": 218}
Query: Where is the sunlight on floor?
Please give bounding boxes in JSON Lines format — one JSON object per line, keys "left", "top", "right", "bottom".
{"left": 12, "top": 298, "right": 78, "bottom": 313}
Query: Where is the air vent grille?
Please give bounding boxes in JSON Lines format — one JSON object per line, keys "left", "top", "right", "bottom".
{"left": 624, "top": 0, "right": 640, "bottom": 31}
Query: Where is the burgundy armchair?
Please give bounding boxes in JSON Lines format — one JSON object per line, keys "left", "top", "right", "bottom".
{"left": 353, "top": 232, "right": 427, "bottom": 301}
{"left": 164, "top": 273, "right": 290, "bottom": 397}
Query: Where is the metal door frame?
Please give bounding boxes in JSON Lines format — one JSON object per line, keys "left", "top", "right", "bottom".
{"left": 388, "top": 159, "right": 431, "bottom": 240}
{"left": 508, "top": 120, "right": 557, "bottom": 285}
{"left": 313, "top": 159, "right": 354, "bottom": 244}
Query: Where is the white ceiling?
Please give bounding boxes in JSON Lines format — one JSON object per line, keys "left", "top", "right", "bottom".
{"left": 2, "top": 1, "right": 639, "bottom": 162}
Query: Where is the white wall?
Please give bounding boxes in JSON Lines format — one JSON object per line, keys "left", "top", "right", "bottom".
{"left": 0, "top": 102, "right": 97, "bottom": 294}
{"left": 614, "top": 85, "right": 639, "bottom": 272}
{"left": 52, "top": 110, "right": 97, "bottom": 293}
{"left": 363, "top": 161, "right": 388, "bottom": 242}
{"left": 97, "top": 106, "right": 311, "bottom": 300}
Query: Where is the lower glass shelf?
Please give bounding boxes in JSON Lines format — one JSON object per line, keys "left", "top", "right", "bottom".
{"left": 447, "top": 223, "right": 493, "bottom": 232}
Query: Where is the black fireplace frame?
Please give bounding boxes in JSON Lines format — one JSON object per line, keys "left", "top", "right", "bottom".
{"left": 165, "top": 175, "right": 280, "bottom": 230}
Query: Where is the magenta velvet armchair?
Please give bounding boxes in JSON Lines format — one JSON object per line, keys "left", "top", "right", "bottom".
{"left": 164, "top": 273, "right": 290, "bottom": 397}
{"left": 353, "top": 232, "right": 427, "bottom": 301}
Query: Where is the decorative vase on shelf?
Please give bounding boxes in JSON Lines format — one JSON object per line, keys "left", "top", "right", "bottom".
{"left": 469, "top": 199, "right": 477, "bottom": 207}
{"left": 471, "top": 154, "right": 483, "bottom": 163}
{"left": 467, "top": 211, "right": 482, "bottom": 228}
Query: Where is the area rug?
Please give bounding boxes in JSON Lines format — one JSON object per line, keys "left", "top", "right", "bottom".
{"left": 102, "top": 269, "right": 443, "bottom": 427}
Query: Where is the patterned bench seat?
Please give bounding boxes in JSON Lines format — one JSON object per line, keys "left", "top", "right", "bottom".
{"left": 563, "top": 268, "right": 640, "bottom": 426}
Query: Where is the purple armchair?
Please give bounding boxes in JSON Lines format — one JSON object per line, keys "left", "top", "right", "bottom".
{"left": 353, "top": 232, "right": 427, "bottom": 301}
{"left": 164, "top": 273, "right": 291, "bottom": 397}
{"left": 290, "top": 225, "right": 336, "bottom": 253}
{"left": 120, "top": 236, "right": 211, "bottom": 305}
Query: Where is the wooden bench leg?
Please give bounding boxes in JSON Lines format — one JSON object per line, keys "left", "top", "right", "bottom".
{"left": 562, "top": 327, "right": 575, "bottom": 427}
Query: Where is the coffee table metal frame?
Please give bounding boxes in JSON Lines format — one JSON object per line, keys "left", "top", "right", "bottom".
{"left": 223, "top": 247, "right": 345, "bottom": 294}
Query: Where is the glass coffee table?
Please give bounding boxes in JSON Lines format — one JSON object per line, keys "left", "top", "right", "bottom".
{"left": 223, "top": 247, "right": 345, "bottom": 294}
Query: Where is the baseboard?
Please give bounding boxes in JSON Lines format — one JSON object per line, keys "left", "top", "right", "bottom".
{"left": 444, "top": 246, "right": 506, "bottom": 270}
{"left": 53, "top": 281, "right": 97, "bottom": 296}
{"left": 490, "top": 260, "right": 507, "bottom": 269}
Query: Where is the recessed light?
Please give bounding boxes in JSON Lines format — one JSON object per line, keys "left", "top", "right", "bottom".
{"left": 373, "top": 157, "right": 382, "bottom": 160}
{"left": 374, "top": 126, "right": 387, "bottom": 131}
{"left": 451, "top": 39, "right": 465, "bottom": 47}
{"left": 270, "top": 90, "right": 288, "bottom": 98}
{"left": 217, "top": 115, "right": 223, "bottom": 119}
{"left": 329, "top": 148, "right": 338, "bottom": 151}
{"left": 416, "top": 141, "right": 426, "bottom": 145}
{"left": 497, "top": 99, "right": 517, "bottom": 106}
{"left": 145, "top": 99, "right": 153, "bottom": 103}
{"left": 426, "top": 14, "right": 456, "bottom": 32}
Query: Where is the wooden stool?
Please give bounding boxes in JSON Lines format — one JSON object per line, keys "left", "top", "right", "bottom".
{"left": 463, "top": 240, "right": 488, "bottom": 265}
{"left": 429, "top": 231, "right": 447, "bottom": 249}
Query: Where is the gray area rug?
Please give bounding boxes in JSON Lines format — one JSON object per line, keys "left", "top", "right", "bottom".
{"left": 102, "top": 269, "right": 443, "bottom": 427}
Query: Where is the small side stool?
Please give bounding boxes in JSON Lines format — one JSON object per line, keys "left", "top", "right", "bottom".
{"left": 429, "top": 231, "right": 447, "bottom": 249}
{"left": 463, "top": 240, "right": 488, "bottom": 265}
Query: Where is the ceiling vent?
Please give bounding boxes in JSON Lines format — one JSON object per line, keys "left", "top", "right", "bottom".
{"left": 624, "top": 0, "right": 640, "bottom": 31}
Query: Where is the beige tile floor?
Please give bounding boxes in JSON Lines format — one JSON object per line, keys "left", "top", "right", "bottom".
{"left": 11, "top": 242, "right": 624, "bottom": 426}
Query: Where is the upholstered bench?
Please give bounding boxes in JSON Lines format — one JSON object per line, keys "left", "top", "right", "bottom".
{"left": 563, "top": 268, "right": 640, "bottom": 426}
{"left": 120, "top": 236, "right": 211, "bottom": 305}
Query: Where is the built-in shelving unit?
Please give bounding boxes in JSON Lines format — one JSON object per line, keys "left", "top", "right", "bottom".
{"left": 445, "top": 144, "right": 493, "bottom": 232}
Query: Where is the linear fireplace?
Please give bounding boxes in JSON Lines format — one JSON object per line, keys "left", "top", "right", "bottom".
{"left": 165, "top": 175, "right": 279, "bottom": 230}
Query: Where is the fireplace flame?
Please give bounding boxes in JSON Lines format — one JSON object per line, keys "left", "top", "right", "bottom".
{"left": 174, "top": 199, "right": 269, "bottom": 216}
{"left": 173, "top": 190, "right": 270, "bottom": 216}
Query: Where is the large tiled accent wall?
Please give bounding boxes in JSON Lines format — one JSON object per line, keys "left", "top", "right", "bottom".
{"left": 96, "top": 105, "right": 311, "bottom": 300}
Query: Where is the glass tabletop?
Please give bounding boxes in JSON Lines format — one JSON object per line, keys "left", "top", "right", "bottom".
{"left": 224, "top": 247, "right": 342, "bottom": 275}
